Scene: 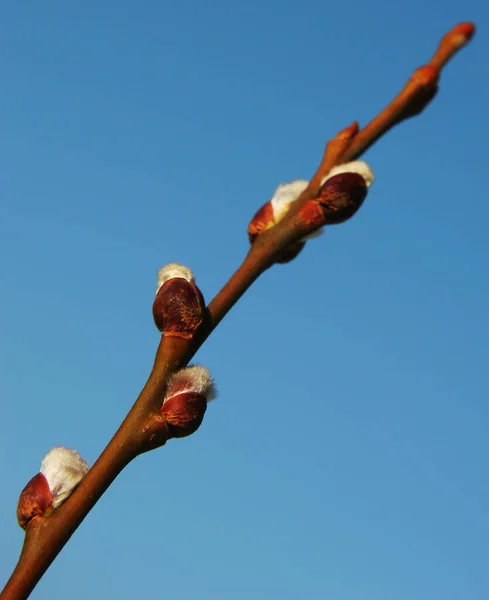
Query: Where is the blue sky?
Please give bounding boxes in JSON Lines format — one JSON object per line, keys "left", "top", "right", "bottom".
{"left": 1, "top": 1, "right": 488, "bottom": 599}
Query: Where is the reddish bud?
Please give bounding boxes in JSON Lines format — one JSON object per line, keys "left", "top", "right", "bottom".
{"left": 248, "top": 181, "right": 311, "bottom": 263}
{"left": 161, "top": 392, "right": 208, "bottom": 438}
{"left": 248, "top": 180, "right": 309, "bottom": 243}
{"left": 316, "top": 172, "right": 368, "bottom": 224}
{"left": 16, "top": 447, "right": 89, "bottom": 530}
{"left": 153, "top": 264, "right": 205, "bottom": 338}
{"left": 249, "top": 161, "right": 373, "bottom": 259}
{"left": 17, "top": 473, "right": 53, "bottom": 530}
{"left": 248, "top": 202, "right": 275, "bottom": 244}
{"left": 161, "top": 366, "right": 216, "bottom": 439}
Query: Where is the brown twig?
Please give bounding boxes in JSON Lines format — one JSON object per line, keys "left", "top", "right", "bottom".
{"left": 340, "top": 22, "right": 475, "bottom": 163}
{"left": 0, "top": 22, "right": 475, "bottom": 600}
{"left": 300, "top": 22, "right": 476, "bottom": 191}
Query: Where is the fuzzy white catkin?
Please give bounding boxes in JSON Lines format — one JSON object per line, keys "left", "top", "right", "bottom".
{"left": 266, "top": 160, "right": 374, "bottom": 244}
{"left": 40, "top": 447, "right": 89, "bottom": 508}
{"left": 270, "top": 180, "right": 309, "bottom": 222}
{"left": 269, "top": 180, "right": 323, "bottom": 241}
{"left": 156, "top": 263, "right": 194, "bottom": 294}
{"left": 164, "top": 366, "right": 217, "bottom": 403}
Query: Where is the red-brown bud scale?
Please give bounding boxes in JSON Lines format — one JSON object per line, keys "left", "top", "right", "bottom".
{"left": 152, "top": 264, "right": 205, "bottom": 339}
{"left": 17, "top": 473, "right": 53, "bottom": 530}
{"left": 161, "top": 392, "right": 208, "bottom": 438}
{"left": 153, "top": 278, "right": 205, "bottom": 338}
{"left": 16, "top": 447, "right": 89, "bottom": 529}
{"left": 315, "top": 172, "right": 368, "bottom": 224}
{"left": 160, "top": 366, "right": 216, "bottom": 439}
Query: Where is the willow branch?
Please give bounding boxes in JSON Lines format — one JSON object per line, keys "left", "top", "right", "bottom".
{"left": 302, "top": 22, "right": 476, "bottom": 201}
{"left": 0, "top": 22, "right": 475, "bottom": 600}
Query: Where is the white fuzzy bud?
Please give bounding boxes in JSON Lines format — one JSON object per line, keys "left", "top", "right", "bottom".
{"left": 164, "top": 365, "right": 216, "bottom": 403}
{"left": 270, "top": 180, "right": 309, "bottom": 222}
{"left": 156, "top": 263, "right": 194, "bottom": 295}
{"left": 322, "top": 161, "right": 375, "bottom": 187}
{"left": 40, "top": 447, "right": 89, "bottom": 509}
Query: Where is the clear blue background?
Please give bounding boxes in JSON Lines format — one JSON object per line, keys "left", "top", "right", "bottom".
{"left": 1, "top": 1, "right": 487, "bottom": 599}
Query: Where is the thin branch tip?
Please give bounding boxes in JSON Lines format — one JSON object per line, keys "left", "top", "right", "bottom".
{"left": 449, "top": 22, "right": 476, "bottom": 44}
{"left": 429, "top": 22, "right": 476, "bottom": 70}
